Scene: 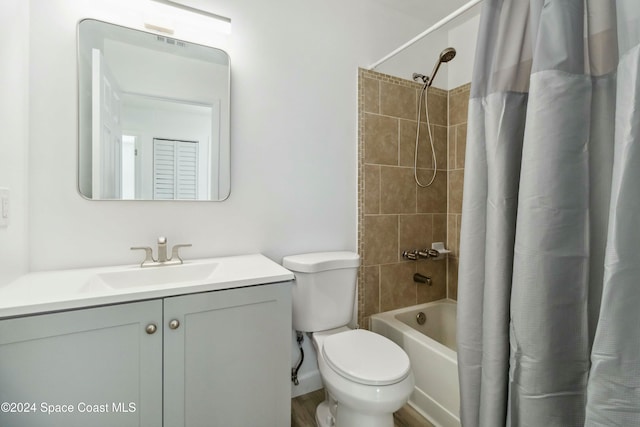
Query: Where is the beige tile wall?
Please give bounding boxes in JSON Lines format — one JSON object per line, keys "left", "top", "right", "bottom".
{"left": 358, "top": 69, "right": 448, "bottom": 328}
{"left": 358, "top": 68, "right": 470, "bottom": 327}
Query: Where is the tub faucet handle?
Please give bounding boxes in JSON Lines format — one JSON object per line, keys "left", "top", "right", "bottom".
{"left": 417, "top": 249, "right": 440, "bottom": 259}
{"left": 427, "top": 248, "right": 440, "bottom": 258}
{"left": 402, "top": 250, "right": 418, "bottom": 260}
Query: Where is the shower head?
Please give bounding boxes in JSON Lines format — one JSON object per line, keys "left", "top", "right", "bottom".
{"left": 440, "top": 47, "right": 457, "bottom": 63}
{"left": 426, "top": 47, "right": 457, "bottom": 87}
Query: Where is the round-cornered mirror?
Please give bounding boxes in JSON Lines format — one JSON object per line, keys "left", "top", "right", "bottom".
{"left": 78, "top": 19, "right": 230, "bottom": 201}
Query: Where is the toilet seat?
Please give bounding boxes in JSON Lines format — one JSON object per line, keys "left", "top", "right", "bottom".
{"left": 321, "top": 329, "right": 410, "bottom": 386}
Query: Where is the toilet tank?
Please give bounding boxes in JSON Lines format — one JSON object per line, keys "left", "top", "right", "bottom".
{"left": 283, "top": 252, "right": 360, "bottom": 332}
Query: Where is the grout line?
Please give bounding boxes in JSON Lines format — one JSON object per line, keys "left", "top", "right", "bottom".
{"left": 363, "top": 111, "right": 448, "bottom": 125}
{"left": 378, "top": 165, "right": 381, "bottom": 214}
{"left": 365, "top": 164, "right": 449, "bottom": 172}
{"left": 377, "top": 265, "right": 381, "bottom": 314}
{"left": 397, "top": 117, "right": 401, "bottom": 167}
{"left": 377, "top": 79, "right": 381, "bottom": 114}
{"left": 397, "top": 215, "right": 401, "bottom": 263}
{"left": 448, "top": 87, "right": 455, "bottom": 298}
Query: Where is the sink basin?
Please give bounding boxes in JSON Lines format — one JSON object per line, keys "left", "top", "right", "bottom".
{"left": 91, "top": 262, "right": 219, "bottom": 290}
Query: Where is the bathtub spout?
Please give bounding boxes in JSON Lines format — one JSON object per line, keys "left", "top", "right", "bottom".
{"left": 414, "top": 273, "right": 432, "bottom": 285}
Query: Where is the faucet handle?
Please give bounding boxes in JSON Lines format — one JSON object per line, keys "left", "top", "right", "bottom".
{"left": 402, "top": 250, "right": 418, "bottom": 260}
{"left": 131, "top": 246, "right": 156, "bottom": 267}
{"left": 417, "top": 249, "right": 440, "bottom": 259}
{"left": 426, "top": 248, "right": 440, "bottom": 258}
{"left": 170, "top": 244, "right": 192, "bottom": 264}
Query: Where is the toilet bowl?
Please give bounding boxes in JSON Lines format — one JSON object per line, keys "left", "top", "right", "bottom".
{"left": 283, "top": 252, "right": 414, "bottom": 427}
{"left": 312, "top": 328, "right": 415, "bottom": 427}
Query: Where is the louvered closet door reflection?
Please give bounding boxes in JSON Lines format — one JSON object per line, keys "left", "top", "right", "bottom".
{"left": 153, "top": 138, "right": 199, "bottom": 200}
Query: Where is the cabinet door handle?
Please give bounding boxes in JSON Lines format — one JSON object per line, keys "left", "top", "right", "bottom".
{"left": 169, "top": 319, "right": 180, "bottom": 330}
{"left": 145, "top": 323, "right": 157, "bottom": 334}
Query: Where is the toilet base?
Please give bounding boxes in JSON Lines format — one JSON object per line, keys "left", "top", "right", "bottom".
{"left": 315, "top": 393, "right": 395, "bottom": 427}
{"left": 316, "top": 400, "right": 335, "bottom": 427}
{"left": 334, "top": 404, "right": 394, "bottom": 427}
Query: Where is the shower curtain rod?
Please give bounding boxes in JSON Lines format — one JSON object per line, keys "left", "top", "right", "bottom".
{"left": 367, "top": 0, "right": 483, "bottom": 70}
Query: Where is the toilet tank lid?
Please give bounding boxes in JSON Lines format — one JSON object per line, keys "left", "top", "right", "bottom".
{"left": 282, "top": 251, "right": 360, "bottom": 273}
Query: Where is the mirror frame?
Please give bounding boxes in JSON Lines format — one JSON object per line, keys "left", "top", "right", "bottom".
{"left": 76, "top": 18, "right": 231, "bottom": 201}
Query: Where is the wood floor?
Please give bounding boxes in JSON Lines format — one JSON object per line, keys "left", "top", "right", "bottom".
{"left": 291, "top": 388, "right": 435, "bottom": 427}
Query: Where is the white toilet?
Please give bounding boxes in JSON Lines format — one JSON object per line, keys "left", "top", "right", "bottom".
{"left": 283, "top": 251, "right": 414, "bottom": 427}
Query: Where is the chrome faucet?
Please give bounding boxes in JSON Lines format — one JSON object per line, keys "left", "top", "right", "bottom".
{"left": 131, "top": 236, "right": 192, "bottom": 267}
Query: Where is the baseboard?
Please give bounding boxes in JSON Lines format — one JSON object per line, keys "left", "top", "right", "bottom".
{"left": 291, "top": 369, "right": 323, "bottom": 398}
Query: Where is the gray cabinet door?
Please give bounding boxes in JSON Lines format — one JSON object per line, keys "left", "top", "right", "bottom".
{"left": 0, "top": 300, "right": 163, "bottom": 427}
{"left": 163, "top": 282, "right": 292, "bottom": 427}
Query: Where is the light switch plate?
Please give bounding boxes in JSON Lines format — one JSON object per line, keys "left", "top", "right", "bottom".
{"left": 0, "top": 188, "right": 9, "bottom": 227}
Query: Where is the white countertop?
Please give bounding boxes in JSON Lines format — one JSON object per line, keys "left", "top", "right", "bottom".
{"left": 0, "top": 254, "right": 294, "bottom": 318}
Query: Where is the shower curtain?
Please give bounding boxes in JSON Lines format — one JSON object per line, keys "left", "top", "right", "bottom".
{"left": 457, "top": 0, "right": 640, "bottom": 426}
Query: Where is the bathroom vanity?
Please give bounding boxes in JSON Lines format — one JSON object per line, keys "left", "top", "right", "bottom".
{"left": 0, "top": 254, "right": 293, "bottom": 427}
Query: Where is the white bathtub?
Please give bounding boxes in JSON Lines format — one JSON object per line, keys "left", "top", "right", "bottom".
{"left": 370, "top": 299, "right": 459, "bottom": 427}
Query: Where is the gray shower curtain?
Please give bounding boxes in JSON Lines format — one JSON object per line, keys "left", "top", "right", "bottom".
{"left": 457, "top": 0, "right": 640, "bottom": 426}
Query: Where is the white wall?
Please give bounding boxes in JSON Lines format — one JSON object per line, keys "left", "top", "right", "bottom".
{"left": 0, "top": 0, "right": 29, "bottom": 284}
{"left": 374, "top": 29, "right": 449, "bottom": 87}
{"left": 372, "top": 4, "right": 481, "bottom": 90}
{"left": 448, "top": 13, "right": 480, "bottom": 89}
